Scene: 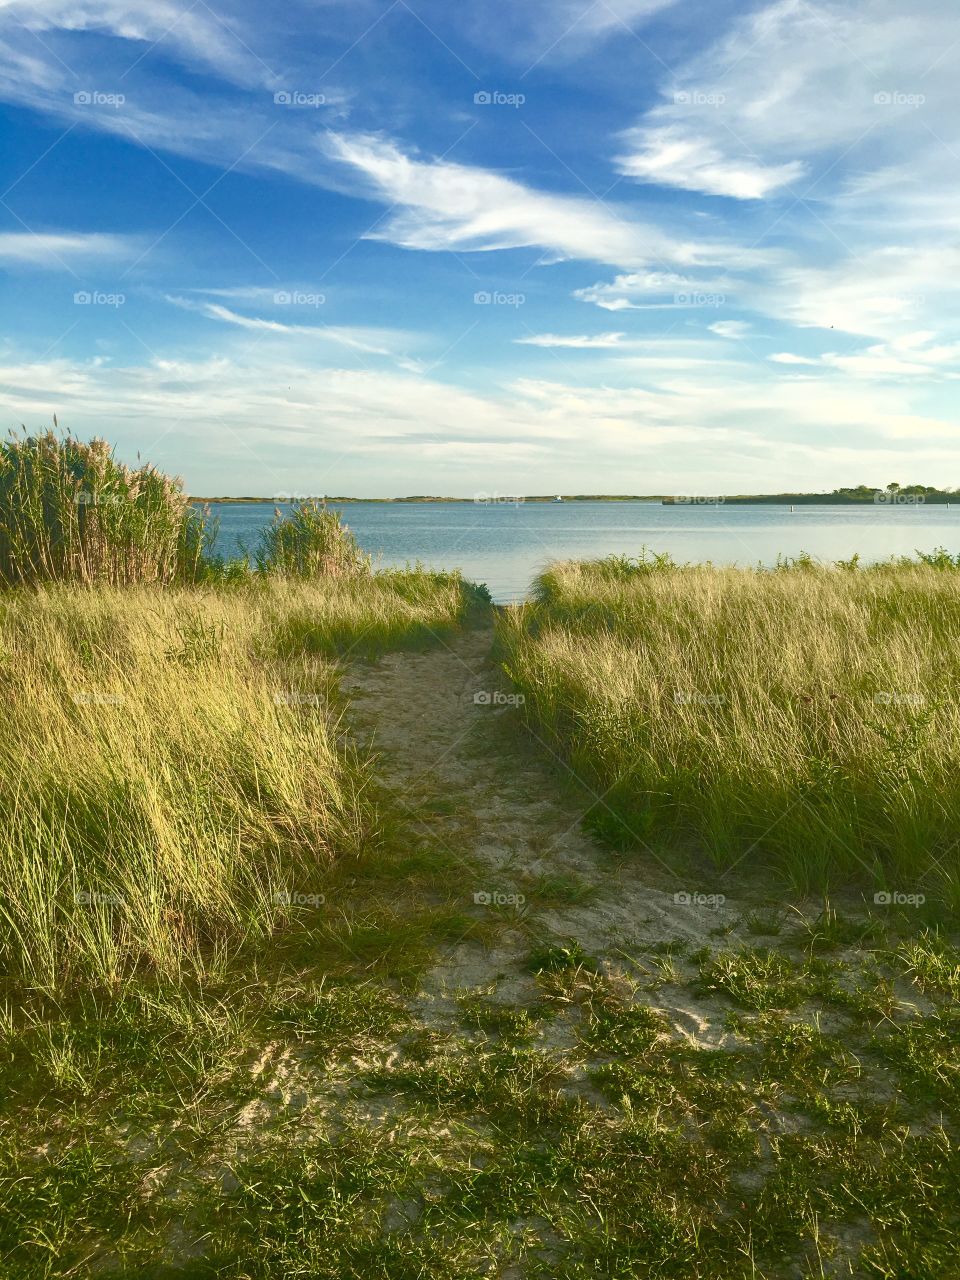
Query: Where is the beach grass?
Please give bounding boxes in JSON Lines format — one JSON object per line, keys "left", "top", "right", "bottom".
{"left": 0, "top": 431, "right": 208, "bottom": 587}
{"left": 2, "top": 435, "right": 958, "bottom": 1278}
{"left": 498, "top": 553, "right": 960, "bottom": 909}
{"left": 0, "top": 569, "right": 483, "bottom": 993}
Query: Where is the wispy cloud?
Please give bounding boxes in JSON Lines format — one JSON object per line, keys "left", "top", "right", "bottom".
{"left": 0, "top": 230, "right": 139, "bottom": 266}
{"left": 515, "top": 332, "right": 627, "bottom": 348}
{"left": 615, "top": 0, "right": 960, "bottom": 203}
{"left": 7, "top": 346, "right": 957, "bottom": 497}
{"left": 165, "top": 295, "right": 422, "bottom": 366}
{"left": 325, "top": 132, "right": 748, "bottom": 270}
{"left": 617, "top": 129, "right": 804, "bottom": 199}
{"left": 709, "top": 321, "right": 750, "bottom": 339}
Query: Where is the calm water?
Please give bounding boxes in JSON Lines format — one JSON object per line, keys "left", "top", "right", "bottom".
{"left": 205, "top": 502, "right": 960, "bottom": 604}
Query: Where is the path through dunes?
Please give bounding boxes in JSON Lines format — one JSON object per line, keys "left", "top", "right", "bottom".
{"left": 340, "top": 619, "right": 754, "bottom": 1024}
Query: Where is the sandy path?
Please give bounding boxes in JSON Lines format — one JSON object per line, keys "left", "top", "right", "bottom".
{"left": 341, "top": 619, "right": 755, "bottom": 1036}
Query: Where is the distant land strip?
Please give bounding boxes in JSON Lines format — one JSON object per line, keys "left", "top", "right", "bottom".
{"left": 190, "top": 486, "right": 958, "bottom": 506}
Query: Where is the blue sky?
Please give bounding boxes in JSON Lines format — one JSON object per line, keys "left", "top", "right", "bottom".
{"left": 0, "top": 0, "right": 957, "bottom": 496}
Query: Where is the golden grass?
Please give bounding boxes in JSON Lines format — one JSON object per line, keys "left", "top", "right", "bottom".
{"left": 499, "top": 557, "right": 960, "bottom": 907}
{"left": 0, "top": 572, "right": 477, "bottom": 991}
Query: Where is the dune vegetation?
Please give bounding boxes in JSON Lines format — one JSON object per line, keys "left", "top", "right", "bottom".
{"left": 0, "top": 432, "right": 487, "bottom": 996}
{"left": 499, "top": 551, "right": 960, "bottom": 910}
{"left": 0, "top": 576, "right": 480, "bottom": 993}
{"left": 2, "top": 435, "right": 959, "bottom": 1278}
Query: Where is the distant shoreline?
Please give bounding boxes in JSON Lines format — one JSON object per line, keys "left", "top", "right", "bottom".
{"left": 189, "top": 495, "right": 664, "bottom": 504}
{"left": 190, "top": 491, "right": 958, "bottom": 506}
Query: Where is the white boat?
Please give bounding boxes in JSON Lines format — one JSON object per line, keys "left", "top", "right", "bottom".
{"left": 554, "top": 494, "right": 563, "bottom": 503}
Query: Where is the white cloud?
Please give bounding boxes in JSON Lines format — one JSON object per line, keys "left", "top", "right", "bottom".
{"left": 459, "top": 0, "right": 680, "bottom": 64}
{"left": 4, "top": 343, "right": 959, "bottom": 498}
{"left": 709, "top": 321, "right": 750, "bottom": 339}
{"left": 164, "top": 295, "right": 421, "bottom": 366}
{"left": 182, "top": 285, "right": 327, "bottom": 306}
{"left": 574, "top": 269, "right": 733, "bottom": 311}
{"left": 770, "top": 332, "right": 960, "bottom": 378}
{"left": 0, "top": 0, "right": 274, "bottom": 87}
{"left": 515, "top": 332, "right": 627, "bottom": 348}
{"left": 616, "top": 0, "right": 960, "bottom": 201}
{"left": 0, "top": 230, "right": 137, "bottom": 267}
{"left": 755, "top": 246, "right": 960, "bottom": 338}
{"left": 617, "top": 128, "right": 804, "bottom": 199}
{"left": 325, "top": 132, "right": 749, "bottom": 270}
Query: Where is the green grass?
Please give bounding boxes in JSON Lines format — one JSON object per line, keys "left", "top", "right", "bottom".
{"left": 498, "top": 553, "right": 960, "bottom": 908}
{"left": 3, "top": 913, "right": 958, "bottom": 1277}
{"left": 0, "top": 571, "right": 484, "bottom": 992}
{"left": 3, "top": 486, "right": 960, "bottom": 1277}
{"left": 0, "top": 430, "right": 209, "bottom": 587}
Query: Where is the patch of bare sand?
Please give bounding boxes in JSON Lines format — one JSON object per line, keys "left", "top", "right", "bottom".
{"left": 340, "top": 620, "right": 763, "bottom": 1048}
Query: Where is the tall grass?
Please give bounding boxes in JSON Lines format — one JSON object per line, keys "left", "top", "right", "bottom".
{"left": 0, "top": 572, "right": 482, "bottom": 992}
{"left": 499, "top": 554, "right": 960, "bottom": 907}
{"left": 254, "top": 500, "right": 369, "bottom": 578}
{"left": 0, "top": 431, "right": 208, "bottom": 586}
